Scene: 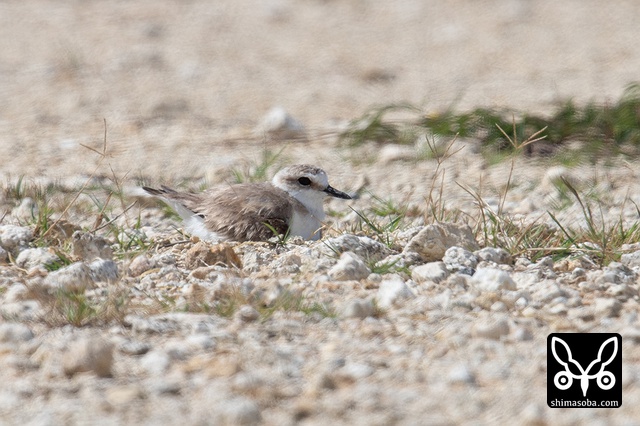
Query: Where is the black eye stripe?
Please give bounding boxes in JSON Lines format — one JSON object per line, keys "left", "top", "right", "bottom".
{"left": 298, "top": 177, "right": 312, "bottom": 186}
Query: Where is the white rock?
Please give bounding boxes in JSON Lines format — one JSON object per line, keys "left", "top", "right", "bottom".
{"left": 0, "top": 225, "right": 33, "bottom": 253}
{"left": 379, "top": 144, "right": 416, "bottom": 163}
{"left": 0, "top": 389, "right": 20, "bottom": 413}
{"left": 45, "top": 262, "right": 94, "bottom": 292}
{"left": 442, "top": 246, "right": 478, "bottom": 273}
{"left": 63, "top": 335, "right": 114, "bottom": 378}
{"left": 621, "top": 365, "right": 637, "bottom": 388}
{"left": 621, "top": 250, "right": 640, "bottom": 269}
{"left": 376, "top": 276, "right": 415, "bottom": 309}
{"left": 219, "top": 397, "right": 262, "bottom": 426}
{"left": 471, "top": 268, "right": 516, "bottom": 292}
{"left": 105, "top": 385, "right": 143, "bottom": 405}
{"left": 533, "top": 256, "right": 554, "bottom": 270}
{"left": 513, "top": 326, "right": 534, "bottom": 341}
{"left": 529, "top": 280, "right": 567, "bottom": 303}
{"left": 118, "top": 340, "right": 151, "bottom": 355}
{"left": 512, "top": 270, "right": 542, "bottom": 289}
{"left": 236, "top": 305, "right": 260, "bottom": 322}
{"left": 11, "top": 197, "right": 37, "bottom": 220}
{"left": 340, "top": 362, "right": 374, "bottom": 379}
{"left": 88, "top": 258, "right": 119, "bottom": 282}
{"left": 606, "top": 284, "right": 632, "bottom": 299}
{"left": 0, "top": 301, "right": 41, "bottom": 321}
{"left": 411, "top": 261, "right": 449, "bottom": 283}
{"left": 185, "top": 334, "right": 216, "bottom": 350}
{"left": 447, "top": 364, "right": 475, "bottom": 384}
{"left": 341, "top": 298, "right": 375, "bottom": 319}
{"left": 520, "top": 402, "right": 546, "bottom": 426}
{"left": 15, "top": 248, "right": 59, "bottom": 270}
{"left": 375, "top": 252, "right": 423, "bottom": 271}
{"left": 0, "top": 323, "right": 34, "bottom": 342}
{"left": 490, "top": 301, "right": 508, "bottom": 312}
{"left": 404, "top": 222, "right": 478, "bottom": 262}
{"left": 320, "top": 234, "right": 393, "bottom": 263}
{"left": 255, "top": 106, "right": 305, "bottom": 140}
{"left": 129, "top": 254, "right": 153, "bottom": 277}
{"left": 329, "top": 251, "right": 371, "bottom": 281}
{"left": 594, "top": 298, "right": 621, "bottom": 317}
{"left": 140, "top": 350, "right": 171, "bottom": 375}
{"left": 3, "top": 283, "right": 28, "bottom": 302}
{"left": 471, "top": 316, "right": 510, "bottom": 340}
{"left": 475, "top": 247, "right": 512, "bottom": 264}
{"left": 164, "top": 342, "right": 191, "bottom": 360}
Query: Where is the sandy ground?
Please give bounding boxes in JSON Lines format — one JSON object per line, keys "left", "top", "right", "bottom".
{"left": 1, "top": 0, "right": 640, "bottom": 179}
{"left": 1, "top": 2, "right": 640, "bottom": 425}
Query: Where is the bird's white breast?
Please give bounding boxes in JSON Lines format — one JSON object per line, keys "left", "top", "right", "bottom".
{"left": 289, "top": 209, "right": 323, "bottom": 240}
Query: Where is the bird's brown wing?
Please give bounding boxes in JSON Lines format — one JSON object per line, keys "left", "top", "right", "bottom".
{"left": 200, "top": 183, "right": 297, "bottom": 241}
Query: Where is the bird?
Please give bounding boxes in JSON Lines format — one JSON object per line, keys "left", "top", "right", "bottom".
{"left": 142, "top": 164, "right": 351, "bottom": 242}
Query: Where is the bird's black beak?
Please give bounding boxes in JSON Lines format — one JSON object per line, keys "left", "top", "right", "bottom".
{"left": 324, "top": 185, "right": 352, "bottom": 199}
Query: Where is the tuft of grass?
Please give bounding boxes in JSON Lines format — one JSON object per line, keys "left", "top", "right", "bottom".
{"left": 179, "top": 282, "right": 335, "bottom": 320}
{"left": 200, "top": 286, "right": 336, "bottom": 321}
{"left": 340, "top": 82, "right": 640, "bottom": 162}
{"left": 422, "top": 134, "right": 466, "bottom": 224}
{"left": 110, "top": 224, "right": 153, "bottom": 259}
{"left": 459, "top": 121, "right": 564, "bottom": 261}
{"left": 349, "top": 204, "right": 404, "bottom": 249}
{"left": 263, "top": 222, "right": 292, "bottom": 246}
{"left": 369, "top": 258, "right": 410, "bottom": 276}
{"left": 339, "top": 103, "right": 420, "bottom": 146}
{"left": 43, "top": 250, "right": 74, "bottom": 272}
{"left": 547, "top": 178, "right": 640, "bottom": 266}
{"left": 31, "top": 285, "right": 132, "bottom": 327}
{"left": 454, "top": 119, "right": 640, "bottom": 265}
{"left": 231, "top": 147, "right": 286, "bottom": 184}
{"left": 54, "top": 290, "right": 96, "bottom": 327}
{"left": 262, "top": 290, "right": 336, "bottom": 319}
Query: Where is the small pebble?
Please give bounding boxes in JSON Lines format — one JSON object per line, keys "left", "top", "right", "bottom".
{"left": 63, "top": 335, "right": 114, "bottom": 378}
{"left": 471, "top": 268, "right": 516, "bottom": 292}
{"left": 140, "top": 351, "right": 171, "bottom": 376}
{"left": 376, "top": 277, "right": 415, "bottom": 309}
{"left": 594, "top": 298, "right": 621, "bottom": 317}
{"left": 447, "top": 364, "right": 476, "bottom": 385}
{"left": 475, "top": 247, "right": 512, "bottom": 265}
{"left": 0, "top": 323, "right": 34, "bottom": 343}
{"left": 118, "top": 340, "right": 152, "bottom": 356}
{"left": 411, "top": 261, "right": 449, "bottom": 284}
{"left": 16, "top": 248, "right": 59, "bottom": 270}
{"left": 105, "top": 385, "right": 143, "bottom": 405}
{"left": 45, "top": 262, "right": 94, "bottom": 292}
{"left": 219, "top": 397, "right": 262, "bottom": 426}
{"left": 328, "top": 251, "right": 371, "bottom": 281}
{"left": 471, "top": 316, "right": 510, "bottom": 340}
{"left": 236, "top": 305, "right": 260, "bottom": 322}
{"left": 341, "top": 298, "right": 375, "bottom": 319}
{"left": 129, "top": 255, "right": 154, "bottom": 277}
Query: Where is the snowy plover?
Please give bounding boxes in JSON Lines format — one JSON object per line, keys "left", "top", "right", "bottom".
{"left": 143, "top": 164, "right": 351, "bottom": 242}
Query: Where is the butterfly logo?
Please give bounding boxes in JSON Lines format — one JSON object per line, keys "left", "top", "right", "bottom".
{"left": 551, "top": 336, "right": 617, "bottom": 397}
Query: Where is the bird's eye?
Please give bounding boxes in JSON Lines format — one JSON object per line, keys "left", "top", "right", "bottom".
{"left": 298, "top": 177, "right": 312, "bottom": 186}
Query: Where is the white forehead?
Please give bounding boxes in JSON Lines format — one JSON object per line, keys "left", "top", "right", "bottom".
{"left": 273, "top": 165, "right": 329, "bottom": 187}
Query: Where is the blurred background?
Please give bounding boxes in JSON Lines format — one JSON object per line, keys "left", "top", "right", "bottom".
{"left": 1, "top": 0, "right": 639, "bottom": 178}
